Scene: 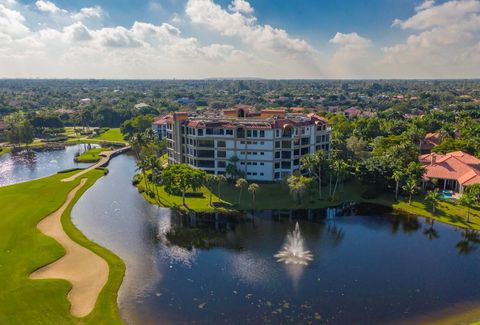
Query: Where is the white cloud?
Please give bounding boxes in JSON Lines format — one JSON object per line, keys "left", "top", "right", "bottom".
{"left": 228, "top": 0, "right": 254, "bottom": 14}
{"left": 384, "top": 0, "right": 480, "bottom": 78}
{"left": 0, "top": 4, "right": 29, "bottom": 38}
{"left": 415, "top": 0, "right": 436, "bottom": 12}
{"left": 35, "top": 0, "right": 66, "bottom": 14}
{"left": 186, "top": 0, "right": 314, "bottom": 55}
{"left": 71, "top": 6, "right": 103, "bottom": 21}
{"left": 393, "top": 0, "right": 480, "bottom": 29}
{"left": 330, "top": 32, "right": 371, "bottom": 48}
{"left": 329, "top": 32, "right": 374, "bottom": 78}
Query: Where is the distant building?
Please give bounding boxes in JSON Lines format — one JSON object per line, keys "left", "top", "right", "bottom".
{"left": 152, "top": 115, "right": 171, "bottom": 139}
{"left": 420, "top": 151, "right": 480, "bottom": 193}
{"left": 134, "top": 103, "right": 152, "bottom": 110}
{"left": 156, "top": 107, "right": 331, "bottom": 181}
{"left": 79, "top": 98, "right": 92, "bottom": 106}
{"left": 420, "top": 132, "right": 443, "bottom": 153}
{"left": 176, "top": 97, "right": 195, "bottom": 105}
{"left": 344, "top": 107, "right": 362, "bottom": 118}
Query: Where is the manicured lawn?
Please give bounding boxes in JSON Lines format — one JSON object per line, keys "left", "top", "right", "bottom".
{"left": 141, "top": 177, "right": 480, "bottom": 230}
{"left": 75, "top": 147, "right": 110, "bottom": 163}
{"left": 0, "top": 170, "right": 125, "bottom": 325}
{"left": 92, "top": 128, "right": 126, "bottom": 144}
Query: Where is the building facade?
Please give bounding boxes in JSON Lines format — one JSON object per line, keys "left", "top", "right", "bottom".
{"left": 154, "top": 107, "right": 331, "bottom": 181}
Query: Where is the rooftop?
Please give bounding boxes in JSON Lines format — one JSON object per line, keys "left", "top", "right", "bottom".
{"left": 420, "top": 151, "right": 480, "bottom": 186}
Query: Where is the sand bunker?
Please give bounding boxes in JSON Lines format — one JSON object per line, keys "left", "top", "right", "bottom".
{"left": 30, "top": 178, "right": 109, "bottom": 317}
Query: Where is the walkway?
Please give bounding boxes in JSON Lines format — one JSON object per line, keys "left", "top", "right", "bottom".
{"left": 61, "top": 146, "right": 131, "bottom": 182}
{"left": 30, "top": 179, "right": 109, "bottom": 317}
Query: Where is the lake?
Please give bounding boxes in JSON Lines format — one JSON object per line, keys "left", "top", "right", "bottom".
{"left": 71, "top": 154, "right": 480, "bottom": 324}
{"left": 0, "top": 144, "right": 98, "bottom": 187}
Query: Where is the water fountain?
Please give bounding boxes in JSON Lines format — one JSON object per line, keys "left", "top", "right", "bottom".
{"left": 275, "top": 222, "right": 314, "bottom": 265}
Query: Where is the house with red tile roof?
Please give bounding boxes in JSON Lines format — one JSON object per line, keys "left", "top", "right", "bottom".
{"left": 420, "top": 151, "right": 480, "bottom": 193}
{"left": 420, "top": 132, "right": 443, "bottom": 153}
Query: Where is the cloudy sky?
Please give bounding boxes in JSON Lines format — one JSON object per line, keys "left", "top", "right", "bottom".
{"left": 0, "top": 0, "right": 479, "bottom": 79}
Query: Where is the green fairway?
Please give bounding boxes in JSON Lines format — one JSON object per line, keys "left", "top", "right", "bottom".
{"left": 75, "top": 147, "right": 110, "bottom": 163}
{"left": 92, "top": 128, "right": 126, "bottom": 144}
{"left": 0, "top": 170, "right": 125, "bottom": 325}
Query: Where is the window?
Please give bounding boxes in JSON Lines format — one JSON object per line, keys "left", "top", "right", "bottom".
{"left": 226, "top": 129, "right": 233, "bottom": 135}
{"left": 275, "top": 162, "right": 280, "bottom": 168}
{"left": 275, "top": 152, "right": 280, "bottom": 159}
{"left": 260, "top": 173, "right": 264, "bottom": 176}
{"left": 260, "top": 152, "right": 264, "bottom": 155}
{"left": 198, "top": 129, "right": 203, "bottom": 136}
{"left": 260, "top": 162, "right": 264, "bottom": 166}
{"left": 253, "top": 130, "right": 258, "bottom": 137}
{"left": 275, "top": 172, "right": 280, "bottom": 179}
{"left": 260, "top": 130, "right": 265, "bottom": 137}
{"left": 301, "top": 137, "right": 310, "bottom": 145}
{"left": 217, "top": 141, "right": 226, "bottom": 147}
{"left": 237, "top": 128, "right": 245, "bottom": 138}
{"left": 217, "top": 161, "right": 226, "bottom": 168}
{"left": 281, "top": 161, "right": 291, "bottom": 169}
{"left": 282, "top": 151, "right": 291, "bottom": 159}
{"left": 206, "top": 128, "right": 213, "bottom": 135}
{"left": 217, "top": 151, "right": 226, "bottom": 158}
{"left": 275, "top": 141, "right": 281, "bottom": 148}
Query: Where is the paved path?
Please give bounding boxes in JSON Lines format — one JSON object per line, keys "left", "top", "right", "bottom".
{"left": 30, "top": 179, "right": 109, "bottom": 317}
{"left": 61, "top": 146, "right": 130, "bottom": 182}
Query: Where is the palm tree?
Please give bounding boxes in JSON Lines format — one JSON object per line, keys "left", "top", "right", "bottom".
{"left": 287, "top": 175, "right": 312, "bottom": 205}
{"left": 301, "top": 150, "right": 326, "bottom": 199}
{"left": 227, "top": 155, "right": 240, "bottom": 180}
{"left": 331, "top": 159, "right": 348, "bottom": 199}
{"left": 248, "top": 183, "right": 260, "bottom": 209}
{"left": 235, "top": 178, "right": 248, "bottom": 205}
{"left": 205, "top": 174, "right": 217, "bottom": 207}
{"left": 425, "top": 189, "right": 441, "bottom": 215}
{"left": 459, "top": 192, "right": 475, "bottom": 223}
{"left": 402, "top": 177, "right": 418, "bottom": 204}
{"left": 215, "top": 174, "right": 227, "bottom": 200}
{"left": 392, "top": 169, "right": 405, "bottom": 201}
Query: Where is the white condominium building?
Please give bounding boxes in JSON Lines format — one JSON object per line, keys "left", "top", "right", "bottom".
{"left": 152, "top": 107, "right": 331, "bottom": 181}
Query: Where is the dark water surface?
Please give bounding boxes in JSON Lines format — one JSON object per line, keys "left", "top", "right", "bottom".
{"left": 71, "top": 154, "right": 480, "bottom": 324}
{"left": 0, "top": 144, "right": 97, "bottom": 187}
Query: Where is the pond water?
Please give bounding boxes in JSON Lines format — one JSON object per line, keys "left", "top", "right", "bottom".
{"left": 0, "top": 144, "right": 98, "bottom": 187}
{"left": 71, "top": 154, "right": 480, "bottom": 324}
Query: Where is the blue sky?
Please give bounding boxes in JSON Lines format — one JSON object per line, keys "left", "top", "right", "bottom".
{"left": 0, "top": 0, "right": 479, "bottom": 78}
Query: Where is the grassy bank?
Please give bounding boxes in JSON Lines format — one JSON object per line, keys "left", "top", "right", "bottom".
{"left": 0, "top": 146, "right": 11, "bottom": 157}
{"left": 75, "top": 147, "right": 110, "bottom": 163}
{"left": 0, "top": 170, "right": 125, "bottom": 324}
{"left": 139, "top": 177, "right": 480, "bottom": 230}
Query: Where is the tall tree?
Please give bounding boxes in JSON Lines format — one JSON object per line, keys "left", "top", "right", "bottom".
{"left": 459, "top": 192, "right": 475, "bottom": 223}
{"left": 425, "top": 189, "right": 441, "bottom": 215}
{"left": 161, "top": 164, "right": 206, "bottom": 206}
{"left": 287, "top": 175, "right": 312, "bottom": 205}
{"left": 301, "top": 150, "right": 326, "bottom": 199}
{"left": 235, "top": 178, "right": 248, "bottom": 205}
{"left": 403, "top": 177, "right": 418, "bottom": 204}
{"left": 248, "top": 183, "right": 260, "bottom": 209}
{"left": 392, "top": 169, "right": 405, "bottom": 201}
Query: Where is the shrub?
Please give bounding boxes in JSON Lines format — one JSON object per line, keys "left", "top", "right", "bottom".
{"left": 137, "top": 185, "right": 145, "bottom": 193}
{"left": 132, "top": 174, "right": 141, "bottom": 186}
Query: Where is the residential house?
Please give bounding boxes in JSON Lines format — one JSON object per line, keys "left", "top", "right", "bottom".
{"left": 420, "top": 151, "right": 480, "bottom": 193}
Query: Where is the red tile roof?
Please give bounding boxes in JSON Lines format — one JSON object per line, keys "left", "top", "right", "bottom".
{"left": 420, "top": 151, "right": 480, "bottom": 186}
{"left": 152, "top": 114, "right": 173, "bottom": 125}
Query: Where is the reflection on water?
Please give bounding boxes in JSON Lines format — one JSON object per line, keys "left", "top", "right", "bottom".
{"left": 71, "top": 154, "right": 480, "bottom": 325}
{"left": 0, "top": 144, "right": 97, "bottom": 186}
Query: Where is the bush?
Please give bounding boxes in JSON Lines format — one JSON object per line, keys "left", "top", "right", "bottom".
{"left": 137, "top": 185, "right": 145, "bottom": 194}
{"left": 132, "top": 174, "right": 141, "bottom": 186}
